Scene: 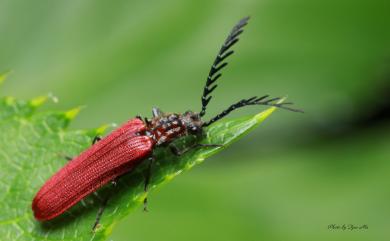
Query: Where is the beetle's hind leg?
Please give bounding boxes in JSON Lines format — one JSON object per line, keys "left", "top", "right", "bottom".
{"left": 91, "top": 179, "right": 118, "bottom": 232}
{"left": 143, "top": 156, "right": 155, "bottom": 212}
{"left": 58, "top": 135, "right": 109, "bottom": 232}
{"left": 91, "top": 195, "right": 109, "bottom": 232}
{"left": 93, "top": 155, "right": 154, "bottom": 230}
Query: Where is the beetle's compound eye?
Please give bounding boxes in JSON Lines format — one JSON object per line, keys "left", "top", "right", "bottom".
{"left": 188, "top": 126, "right": 197, "bottom": 134}
{"left": 188, "top": 125, "right": 202, "bottom": 136}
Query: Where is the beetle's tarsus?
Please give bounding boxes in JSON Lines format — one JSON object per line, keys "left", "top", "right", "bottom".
{"left": 92, "top": 196, "right": 109, "bottom": 232}
{"left": 143, "top": 198, "right": 149, "bottom": 212}
{"left": 91, "top": 178, "right": 118, "bottom": 232}
{"left": 64, "top": 155, "right": 73, "bottom": 161}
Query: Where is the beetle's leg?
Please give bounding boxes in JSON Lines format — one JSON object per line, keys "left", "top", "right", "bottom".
{"left": 92, "top": 136, "right": 102, "bottom": 144}
{"left": 61, "top": 135, "right": 102, "bottom": 161}
{"left": 170, "top": 143, "right": 222, "bottom": 156}
{"left": 169, "top": 144, "right": 181, "bottom": 156}
{"left": 144, "top": 117, "right": 151, "bottom": 127}
{"left": 92, "top": 195, "right": 109, "bottom": 232}
{"left": 63, "top": 155, "right": 73, "bottom": 161}
{"left": 136, "top": 115, "right": 152, "bottom": 127}
{"left": 91, "top": 178, "right": 118, "bottom": 232}
{"left": 143, "top": 156, "right": 155, "bottom": 212}
{"left": 136, "top": 115, "right": 143, "bottom": 121}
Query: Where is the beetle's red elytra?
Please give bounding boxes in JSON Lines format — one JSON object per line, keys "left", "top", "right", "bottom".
{"left": 32, "top": 118, "right": 152, "bottom": 221}
{"left": 32, "top": 16, "right": 302, "bottom": 229}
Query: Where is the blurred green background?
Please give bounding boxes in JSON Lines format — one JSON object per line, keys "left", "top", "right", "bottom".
{"left": 1, "top": 0, "right": 389, "bottom": 240}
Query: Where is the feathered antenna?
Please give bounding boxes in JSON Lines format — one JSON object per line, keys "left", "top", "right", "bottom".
{"left": 203, "top": 96, "right": 303, "bottom": 127}
{"left": 199, "top": 16, "right": 250, "bottom": 117}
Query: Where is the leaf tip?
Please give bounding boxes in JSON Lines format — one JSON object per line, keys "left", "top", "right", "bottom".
{"left": 95, "top": 124, "right": 110, "bottom": 135}
{"left": 29, "top": 96, "right": 48, "bottom": 107}
{"left": 278, "top": 96, "right": 287, "bottom": 103}
{"left": 65, "top": 106, "right": 84, "bottom": 120}
{"left": 29, "top": 92, "right": 63, "bottom": 111}
{"left": 254, "top": 97, "right": 286, "bottom": 122}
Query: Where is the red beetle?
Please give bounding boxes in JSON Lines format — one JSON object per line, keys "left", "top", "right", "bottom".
{"left": 32, "top": 17, "right": 301, "bottom": 229}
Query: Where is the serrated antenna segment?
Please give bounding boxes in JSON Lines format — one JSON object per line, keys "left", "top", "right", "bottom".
{"left": 200, "top": 17, "right": 250, "bottom": 117}
{"left": 203, "top": 95, "right": 303, "bottom": 127}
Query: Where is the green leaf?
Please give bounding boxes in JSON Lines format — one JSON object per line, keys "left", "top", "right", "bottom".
{"left": 0, "top": 81, "right": 280, "bottom": 240}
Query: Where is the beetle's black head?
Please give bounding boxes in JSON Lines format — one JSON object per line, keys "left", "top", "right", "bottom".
{"left": 182, "top": 111, "right": 203, "bottom": 136}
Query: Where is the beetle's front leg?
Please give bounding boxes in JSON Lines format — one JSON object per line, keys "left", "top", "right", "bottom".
{"left": 169, "top": 143, "right": 222, "bottom": 156}
{"left": 169, "top": 144, "right": 182, "bottom": 156}
{"left": 92, "top": 136, "right": 102, "bottom": 144}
